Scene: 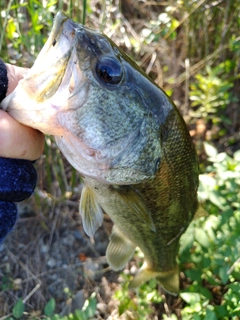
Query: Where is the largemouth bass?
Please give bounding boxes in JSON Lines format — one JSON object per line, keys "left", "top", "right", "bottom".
{"left": 1, "top": 12, "right": 199, "bottom": 295}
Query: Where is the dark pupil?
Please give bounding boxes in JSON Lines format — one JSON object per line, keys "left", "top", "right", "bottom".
{"left": 99, "top": 66, "right": 114, "bottom": 82}
{"left": 96, "top": 59, "right": 122, "bottom": 84}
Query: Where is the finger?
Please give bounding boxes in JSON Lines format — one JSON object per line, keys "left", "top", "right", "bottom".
{"left": 0, "top": 110, "right": 44, "bottom": 160}
{"left": 6, "top": 64, "right": 29, "bottom": 95}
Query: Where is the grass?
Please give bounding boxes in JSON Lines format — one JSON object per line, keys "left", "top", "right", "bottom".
{"left": 0, "top": 0, "right": 240, "bottom": 319}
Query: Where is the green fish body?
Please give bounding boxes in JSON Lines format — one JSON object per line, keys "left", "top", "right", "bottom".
{"left": 1, "top": 12, "right": 199, "bottom": 294}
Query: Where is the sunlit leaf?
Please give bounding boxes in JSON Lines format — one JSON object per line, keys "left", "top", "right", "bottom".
{"left": 204, "top": 142, "right": 218, "bottom": 158}
{"left": 180, "top": 292, "right": 202, "bottom": 304}
{"left": 82, "top": 293, "right": 97, "bottom": 318}
{"left": 233, "top": 150, "right": 240, "bottom": 161}
{"left": 194, "top": 228, "right": 209, "bottom": 248}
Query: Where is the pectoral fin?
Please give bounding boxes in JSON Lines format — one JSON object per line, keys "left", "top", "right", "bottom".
{"left": 79, "top": 185, "right": 103, "bottom": 237}
{"left": 129, "top": 262, "right": 179, "bottom": 296}
{"left": 115, "top": 186, "right": 156, "bottom": 232}
{"left": 106, "top": 225, "right": 136, "bottom": 271}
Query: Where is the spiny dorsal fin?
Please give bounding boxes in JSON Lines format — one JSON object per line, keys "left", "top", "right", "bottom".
{"left": 106, "top": 225, "right": 136, "bottom": 271}
{"left": 115, "top": 186, "right": 156, "bottom": 232}
{"left": 79, "top": 185, "right": 103, "bottom": 237}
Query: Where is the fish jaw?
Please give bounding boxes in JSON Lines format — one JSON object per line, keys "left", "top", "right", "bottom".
{"left": 1, "top": 12, "right": 84, "bottom": 136}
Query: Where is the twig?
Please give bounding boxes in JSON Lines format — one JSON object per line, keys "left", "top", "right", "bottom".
{"left": 227, "top": 257, "right": 240, "bottom": 275}
{"left": 146, "top": 51, "right": 157, "bottom": 75}
{"left": 184, "top": 58, "right": 190, "bottom": 116}
{"left": 22, "top": 283, "right": 42, "bottom": 303}
{"left": 167, "top": 228, "right": 184, "bottom": 246}
{"left": 0, "top": 314, "right": 13, "bottom": 320}
{"left": 163, "top": 0, "right": 208, "bottom": 40}
{"left": 161, "top": 293, "right": 171, "bottom": 318}
{"left": 7, "top": 250, "right": 42, "bottom": 287}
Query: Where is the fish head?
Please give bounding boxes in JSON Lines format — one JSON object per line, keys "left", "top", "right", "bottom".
{"left": 1, "top": 12, "right": 173, "bottom": 184}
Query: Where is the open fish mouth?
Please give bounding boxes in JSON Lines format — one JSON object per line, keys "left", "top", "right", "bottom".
{"left": 24, "top": 12, "right": 84, "bottom": 105}
{"left": 1, "top": 12, "right": 84, "bottom": 136}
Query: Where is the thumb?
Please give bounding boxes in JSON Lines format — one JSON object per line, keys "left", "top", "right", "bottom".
{"left": 0, "top": 110, "right": 44, "bottom": 160}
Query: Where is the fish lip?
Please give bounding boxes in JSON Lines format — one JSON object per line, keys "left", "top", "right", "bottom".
{"left": 28, "top": 12, "right": 80, "bottom": 76}
{"left": 33, "top": 12, "right": 69, "bottom": 65}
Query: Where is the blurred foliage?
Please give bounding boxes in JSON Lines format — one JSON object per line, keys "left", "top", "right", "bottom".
{"left": 5, "top": 294, "right": 97, "bottom": 319}
{"left": 44, "top": 293, "right": 97, "bottom": 320}
{"left": 178, "top": 142, "right": 240, "bottom": 319}
{"left": 114, "top": 274, "right": 162, "bottom": 319}
{"left": 0, "top": 0, "right": 240, "bottom": 319}
{"left": 189, "top": 61, "right": 238, "bottom": 122}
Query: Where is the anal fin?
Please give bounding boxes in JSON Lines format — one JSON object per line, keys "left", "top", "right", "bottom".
{"left": 106, "top": 225, "right": 136, "bottom": 271}
{"left": 129, "top": 262, "right": 179, "bottom": 296}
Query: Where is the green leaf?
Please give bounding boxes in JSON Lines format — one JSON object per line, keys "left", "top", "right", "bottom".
{"left": 44, "top": 297, "right": 56, "bottom": 317}
{"left": 199, "top": 287, "right": 213, "bottom": 300}
{"left": 180, "top": 223, "right": 195, "bottom": 253}
{"left": 204, "top": 142, "right": 218, "bottom": 159}
{"left": 185, "top": 269, "right": 202, "bottom": 282}
{"left": 180, "top": 292, "right": 201, "bottom": 304}
{"left": 195, "top": 228, "right": 209, "bottom": 248}
{"left": 74, "top": 309, "right": 87, "bottom": 320}
{"left": 204, "top": 309, "right": 218, "bottom": 320}
{"left": 215, "top": 305, "right": 228, "bottom": 318}
{"left": 12, "top": 299, "right": 24, "bottom": 319}
{"left": 82, "top": 293, "right": 97, "bottom": 318}
{"left": 233, "top": 150, "right": 240, "bottom": 161}
{"left": 219, "top": 266, "right": 229, "bottom": 285}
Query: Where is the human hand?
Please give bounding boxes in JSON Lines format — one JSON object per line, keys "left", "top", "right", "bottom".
{"left": 0, "top": 60, "right": 45, "bottom": 242}
{"left": 0, "top": 63, "right": 44, "bottom": 160}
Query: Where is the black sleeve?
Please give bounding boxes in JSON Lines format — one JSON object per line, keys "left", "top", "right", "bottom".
{"left": 0, "top": 59, "right": 8, "bottom": 102}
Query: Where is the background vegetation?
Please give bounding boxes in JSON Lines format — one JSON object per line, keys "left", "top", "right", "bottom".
{"left": 0, "top": 0, "right": 239, "bottom": 319}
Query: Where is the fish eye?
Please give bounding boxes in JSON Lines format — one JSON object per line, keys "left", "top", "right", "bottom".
{"left": 96, "top": 57, "right": 122, "bottom": 85}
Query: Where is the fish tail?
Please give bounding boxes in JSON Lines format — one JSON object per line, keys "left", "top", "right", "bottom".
{"left": 129, "top": 262, "right": 179, "bottom": 296}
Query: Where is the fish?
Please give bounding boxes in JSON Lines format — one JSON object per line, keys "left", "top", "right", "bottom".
{"left": 1, "top": 12, "right": 199, "bottom": 295}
